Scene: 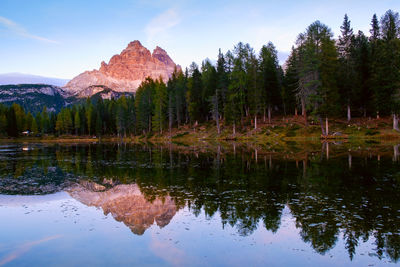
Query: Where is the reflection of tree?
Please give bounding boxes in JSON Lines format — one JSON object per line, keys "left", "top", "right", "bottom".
{"left": 0, "top": 143, "right": 399, "bottom": 262}
{"left": 289, "top": 156, "right": 400, "bottom": 262}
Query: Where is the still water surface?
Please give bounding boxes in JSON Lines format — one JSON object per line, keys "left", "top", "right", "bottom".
{"left": 0, "top": 143, "right": 399, "bottom": 266}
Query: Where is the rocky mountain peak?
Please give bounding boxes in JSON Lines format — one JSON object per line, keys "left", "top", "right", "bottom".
{"left": 127, "top": 40, "right": 143, "bottom": 48}
{"left": 64, "top": 40, "right": 180, "bottom": 96}
{"left": 152, "top": 46, "right": 173, "bottom": 66}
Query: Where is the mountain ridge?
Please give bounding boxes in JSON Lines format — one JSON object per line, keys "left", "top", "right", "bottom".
{"left": 0, "top": 73, "right": 70, "bottom": 87}
{"left": 0, "top": 84, "right": 74, "bottom": 113}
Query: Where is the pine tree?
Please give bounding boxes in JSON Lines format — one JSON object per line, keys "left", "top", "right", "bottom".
{"left": 166, "top": 79, "right": 175, "bottom": 133}
{"left": 259, "top": 42, "right": 281, "bottom": 123}
{"left": 152, "top": 79, "right": 167, "bottom": 134}
{"left": 351, "top": 31, "right": 372, "bottom": 117}
{"left": 86, "top": 102, "right": 94, "bottom": 135}
{"left": 25, "top": 112, "right": 34, "bottom": 132}
{"left": 370, "top": 14, "right": 380, "bottom": 41}
{"left": 379, "top": 10, "right": 400, "bottom": 130}
{"left": 229, "top": 43, "right": 249, "bottom": 125}
{"left": 319, "top": 30, "right": 340, "bottom": 132}
{"left": 31, "top": 117, "right": 38, "bottom": 134}
{"left": 64, "top": 109, "right": 73, "bottom": 134}
{"left": 216, "top": 49, "right": 229, "bottom": 114}
{"left": 0, "top": 113, "right": 7, "bottom": 135}
{"left": 187, "top": 62, "right": 203, "bottom": 124}
{"left": 135, "top": 78, "right": 155, "bottom": 134}
{"left": 95, "top": 110, "right": 102, "bottom": 136}
{"left": 202, "top": 60, "right": 218, "bottom": 122}
{"left": 35, "top": 113, "right": 42, "bottom": 134}
{"left": 6, "top": 106, "right": 18, "bottom": 137}
{"left": 296, "top": 21, "right": 340, "bottom": 134}
{"left": 74, "top": 109, "right": 81, "bottom": 135}
{"left": 12, "top": 103, "right": 25, "bottom": 133}
{"left": 246, "top": 48, "right": 260, "bottom": 128}
{"left": 126, "top": 96, "right": 136, "bottom": 136}
{"left": 41, "top": 107, "right": 50, "bottom": 134}
{"left": 369, "top": 13, "right": 383, "bottom": 118}
{"left": 55, "top": 112, "right": 63, "bottom": 135}
{"left": 282, "top": 47, "right": 299, "bottom": 115}
{"left": 338, "top": 14, "right": 355, "bottom": 121}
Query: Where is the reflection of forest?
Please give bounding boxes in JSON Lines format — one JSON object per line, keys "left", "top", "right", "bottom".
{"left": 0, "top": 143, "right": 399, "bottom": 262}
{"left": 67, "top": 182, "right": 177, "bottom": 235}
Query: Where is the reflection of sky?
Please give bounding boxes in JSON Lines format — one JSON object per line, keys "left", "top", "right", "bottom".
{"left": 0, "top": 193, "right": 390, "bottom": 266}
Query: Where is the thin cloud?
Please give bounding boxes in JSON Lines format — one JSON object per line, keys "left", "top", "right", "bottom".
{"left": 0, "top": 16, "right": 58, "bottom": 44}
{"left": 145, "top": 8, "right": 180, "bottom": 43}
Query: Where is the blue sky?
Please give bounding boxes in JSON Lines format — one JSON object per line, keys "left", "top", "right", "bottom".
{"left": 0, "top": 0, "right": 398, "bottom": 79}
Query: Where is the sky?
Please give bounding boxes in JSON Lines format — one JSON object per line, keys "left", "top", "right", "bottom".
{"left": 0, "top": 0, "right": 399, "bottom": 79}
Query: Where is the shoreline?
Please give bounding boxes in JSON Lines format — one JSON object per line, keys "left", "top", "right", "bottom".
{"left": 1, "top": 116, "right": 400, "bottom": 145}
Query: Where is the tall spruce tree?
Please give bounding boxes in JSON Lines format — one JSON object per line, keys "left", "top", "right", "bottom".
{"left": 246, "top": 47, "right": 260, "bottom": 128}
{"left": 296, "top": 21, "right": 340, "bottom": 134}
{"left": 338, "top": 14, "right": 355, "bottom": 121}
{"left": 259, "top": 42, "right": 281, "bottom": 123}
{"left": 379, "top": 10, "right": 400, "bottom": 130}
{"left": 202, "top": 60, "right": 218, "bottom": 122}
{"left": 135, "top": 78, "right": 155, "bottom": 134}
{"left": 282, "top": 47, "right": 299, "bottom": 116}
{"left": 74, "top": 110, "right": 81, "bottom": 135}
{"left": 216, "top": 49, "right": 229, "bottom": 115}
{"left": 152, "top": 79, "right": 167, "bottom": 134}
{"left": 351, "top": 31, "right": 372, "bottom": 117}
{"left": 187, "top": 62, "right": 203, "bottom": 125}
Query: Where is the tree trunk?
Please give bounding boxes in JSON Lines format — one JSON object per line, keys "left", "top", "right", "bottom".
{"left": 326, "top": 142, "right": 329, "bottom": 159}
{"left": 268, "top": 105, "right": 271, "bottom": 123}
{"left": 394, "top": 144, "right": 400, "bottom": 161}
{"left": 393, "top": 114, "right": 399, "bottom": 131}
{"left": 148, "top": 116, "right": 151, "bottom": 133}
{"left": 319, "top": 116, "right": 326, "bottom": 135}
{"left": 233, "top": 122, "right": 236, "bottom": 135}
{"left": 263, "top": 108, "right": 266, "bottom": 122}
{"left": 377, "top": 111, "right": 380, "bottom": 119}
{"left": 303, "top": 153, "right": 308, "bottom": 176}
{"left": 269, "top": 155, "right": 272, "bottom": 169}
{"left": 216, "top": 94, "right": 220, "bottom": 134}
{"left": 347, "top": 104, "right": 351, "bottom": 122}
{"left": 325, "top": 117, "right": 329, "bottom": 136}
{"left": 348, "top": 154, "right": 352, "bottom": 169}
{"left": 254, "top": 115, "right": 257, "bottom": 130}
{"left": 295, "top": 107, "right": 298, "bottom": 116}
{"left": 302, "top": 99, "right": 308, "bottom": 127}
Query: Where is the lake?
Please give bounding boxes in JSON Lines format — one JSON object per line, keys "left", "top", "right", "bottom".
{"left": 0, "top": 142, "right": 399, "bottom": 266}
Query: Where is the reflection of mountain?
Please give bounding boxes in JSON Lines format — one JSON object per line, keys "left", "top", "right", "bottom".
{"left": 67, "top": 182, "right": 177, "bottom": 235}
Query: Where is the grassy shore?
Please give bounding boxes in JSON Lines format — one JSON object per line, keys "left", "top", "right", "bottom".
{"left": 149, "top": 115, "right": 400, "bottom": 144}
{"left": 1, "top": 116, "right": 400, "bottom": 145}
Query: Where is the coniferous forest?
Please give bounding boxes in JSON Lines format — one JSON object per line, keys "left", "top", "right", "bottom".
{"left": 1, "top": 10, "right": 400, "bottom": 137}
